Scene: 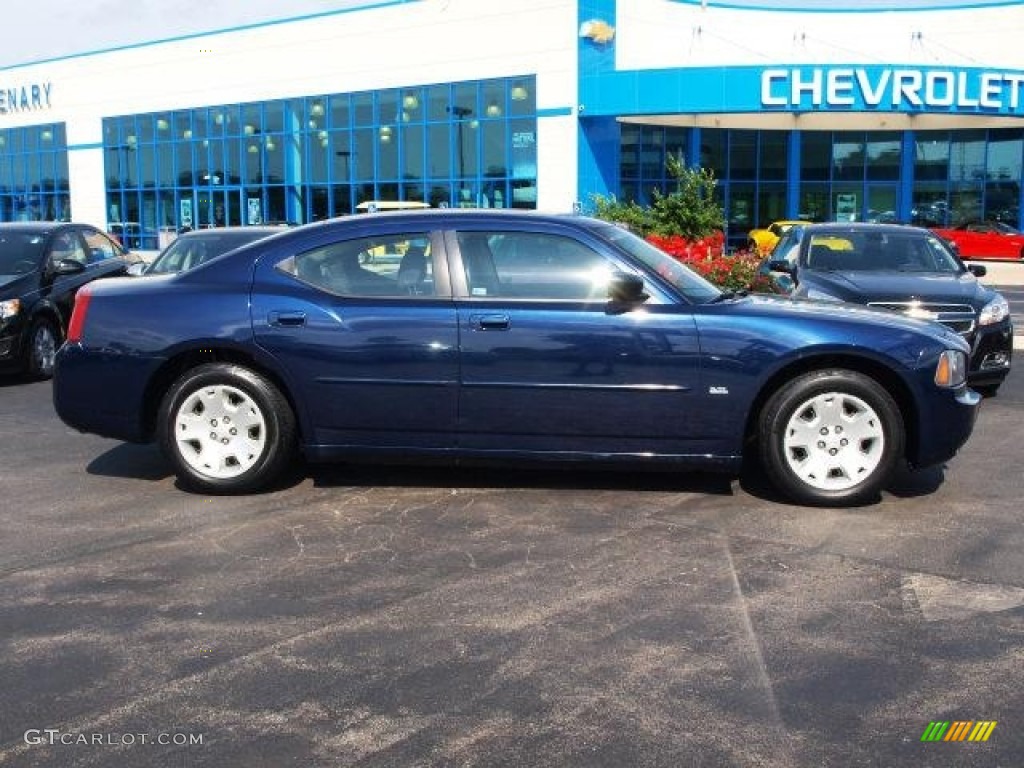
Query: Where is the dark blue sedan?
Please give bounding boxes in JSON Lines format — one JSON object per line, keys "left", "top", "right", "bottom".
{"left": 53, "top": 211, "right": 981, "bottom": 506}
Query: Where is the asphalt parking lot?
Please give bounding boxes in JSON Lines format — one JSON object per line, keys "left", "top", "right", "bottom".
{"left": 1, "top": 271, "right": 1023, "bottom": 767}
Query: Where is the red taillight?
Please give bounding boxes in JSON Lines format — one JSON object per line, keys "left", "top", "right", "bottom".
{"left": 66, "top": 286, "right": 93, "bottom": 343}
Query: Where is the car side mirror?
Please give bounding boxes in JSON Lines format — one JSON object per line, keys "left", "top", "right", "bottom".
{"left": 967, "top": 263, "right": 987, "bottom": 277}
{"left": 52, "top": 259, "right": 86, "bottom": 276}
{"left": 126, "top": 262, "right": 147, "bottom": 276}
{"left": 607, "top": 271, "right": 648, "bottom": 304}
{"left": 767, "top": 259, "right": 793, "bottom": 274}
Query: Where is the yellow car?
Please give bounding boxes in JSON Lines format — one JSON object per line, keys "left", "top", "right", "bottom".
{"left": 747, "top": 220, "right": 807, "bottom": 255}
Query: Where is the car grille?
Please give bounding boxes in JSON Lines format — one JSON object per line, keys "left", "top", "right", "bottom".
{"left": 867, "top": 301, "right": 976, "bottom": 335}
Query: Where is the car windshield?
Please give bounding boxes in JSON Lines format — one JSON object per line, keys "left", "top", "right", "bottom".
{"left": 990, "top": 221, "right": 1019, "bottom": 234}
{"left": 147, "top": 232, "right": 268, "bottom": 274}
{"left": 596, "top": 223, "right": 722, "bottom": 303}
{"left": 0, "top": 233, "right": 44, "bottom": 274}
{"left": 801, "top": 229, "right": 964, "bottom": 274}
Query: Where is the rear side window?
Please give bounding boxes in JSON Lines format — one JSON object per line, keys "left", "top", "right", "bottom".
{"left": 278, "top": 233, "right": 435, "bottom": 297}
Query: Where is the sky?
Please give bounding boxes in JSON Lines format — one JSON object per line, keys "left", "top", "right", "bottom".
{"left": 0, "top": 0, "right": 379, "bottom": 68}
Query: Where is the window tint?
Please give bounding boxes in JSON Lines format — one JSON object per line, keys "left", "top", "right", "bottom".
{"left": 49, "top": 231, "right": 87, "bottom": 265}
{"left": 280, "top": 233, "right": 434, "bottom": 297}
{"left": 82, "top": 230, "right": 120, "bottom": 263}
{"left": 458, "top": 230, "right": 614, "bottom": 300}
{"left": 0, "top": 233, "right": 44, "bottom": 274}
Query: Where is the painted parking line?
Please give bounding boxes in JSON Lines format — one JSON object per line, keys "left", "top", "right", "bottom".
{"left": 1016, "top": 335, "right": 1024, "bottom": 351}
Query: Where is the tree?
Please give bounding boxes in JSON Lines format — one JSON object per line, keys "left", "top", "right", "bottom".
{"left": 591, "top": 156, "right": 725, "bottom": 241}
{"left": 649, "top": 156, "right": 724, "bottom": 240}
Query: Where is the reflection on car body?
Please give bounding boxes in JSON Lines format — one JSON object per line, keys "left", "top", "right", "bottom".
{"left": 54, "top": 211, "right": 981, "bottom": 507}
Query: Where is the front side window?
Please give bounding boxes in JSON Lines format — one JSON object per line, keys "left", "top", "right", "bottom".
{"left": 49, "top": 231, "right": 87, "bottom": 265}
{"left": 280, "top": 233, "right": 434, "bottom": 297}
{"left": 457, "top": 230, "right": 615, "bottom": 301}
{"left": 81, "top": 230, "right": 121, "bottom": 263}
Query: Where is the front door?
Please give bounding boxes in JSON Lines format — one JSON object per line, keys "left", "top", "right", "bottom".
{"left": 451, "top": 228, "right": 704, "bottom": 456}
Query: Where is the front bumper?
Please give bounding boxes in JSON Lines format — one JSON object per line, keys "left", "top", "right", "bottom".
{"left": 967, "top": 319, "right": 1013, "bottom": 386}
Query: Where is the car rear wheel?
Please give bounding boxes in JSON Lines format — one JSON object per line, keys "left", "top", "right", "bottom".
{"left": 157, "top": 363, "right": 296, "bottom": 493}
{"left": 25, "top": 317, "right": 59, "bottom": 380}
{"left": 758, "top": 369, "right": 904, "bottom": 506}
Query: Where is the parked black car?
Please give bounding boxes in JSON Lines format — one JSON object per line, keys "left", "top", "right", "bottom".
{"left": 755, "top": 223, "right": 1013, "bottom": 395}
{"left": 0, "top": 222, "right": 133, "bottom": 379}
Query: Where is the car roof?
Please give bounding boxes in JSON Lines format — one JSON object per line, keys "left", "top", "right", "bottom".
{"left": 801, "top": 222, "right": 921, "bottom": 235}
{"left": 310, "top": 209, "right": 606, "bottom": 231}
{"left": 0, "top": 221, "right": 80, "bottom": 234}
{"left": 176, "top": 226, "right": 285, "bottom": 239}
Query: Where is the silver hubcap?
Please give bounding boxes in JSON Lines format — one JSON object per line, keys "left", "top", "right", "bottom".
{"left": 33, "top": 326, "right": 56, "bottom": 373}
{"left": 782, "top": 391, "right": 885, "bottom": 492}
{"left": 173, "top": 384, "right": 267, "bottom": 479}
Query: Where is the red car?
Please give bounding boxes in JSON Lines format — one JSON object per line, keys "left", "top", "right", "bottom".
{"left": 931, "top": 220, "right": 1024, "bottom": 261}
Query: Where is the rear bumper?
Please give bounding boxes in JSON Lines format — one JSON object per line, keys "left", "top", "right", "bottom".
{"left": 53, "top": 343, "right": 157, "bottom": 443}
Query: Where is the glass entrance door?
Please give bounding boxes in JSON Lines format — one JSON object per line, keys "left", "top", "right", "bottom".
{"left": 866, "top": 184, "right": 899, "bottom": 224}
{"left": 195, "top": 187, "right": 243, "bottom": 228}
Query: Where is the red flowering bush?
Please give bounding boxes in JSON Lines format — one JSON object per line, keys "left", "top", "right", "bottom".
{"left": 646, "top": 232, "right": 761, "bottom": 292}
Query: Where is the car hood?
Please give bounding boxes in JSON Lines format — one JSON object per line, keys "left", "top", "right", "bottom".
{"left": 800, "top": 270, "right": 992, "bottom": 307}
{"left": 0, "top": 273, "right": 36, "bottom": 297}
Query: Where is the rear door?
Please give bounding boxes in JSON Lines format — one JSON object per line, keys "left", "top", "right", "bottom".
{"left": 251, "top": 228, "right": 459, "bottom": 451}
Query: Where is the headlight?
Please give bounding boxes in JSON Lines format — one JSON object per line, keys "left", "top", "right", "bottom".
{"left": 0, "top": 299, "right": 21, "bottom": 320}
{"left": 934, "top": 349, "right": 967, "bottom": 388}
{"left": 805, "top": 288, "right": 842, "bottom": 302}
{"left": 978, "top": 295, "right": 1009, "bottom": 326}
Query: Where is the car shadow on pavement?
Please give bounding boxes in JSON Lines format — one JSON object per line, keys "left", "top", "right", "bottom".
{"left": 86, "top": 443, "right": 175, "bottom": 482}
{"left": 307, "top": 460, "right": 737, "bottom": 496}
{"left": 883, "top": 462, "right": 947, "bottom": 498}
{"left": 737, "top": 458, "right": 948, "bottom": 507}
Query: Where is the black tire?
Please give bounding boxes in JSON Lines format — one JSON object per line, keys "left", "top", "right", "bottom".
{"left": 973, "top": 383, "right": 1001, "bottom": 398}
{"left": 157, "top": 363, "right": 297, "bottom": 493}
{"left": 758, "top": 369, "right": 904, "bottom": 506}
{"left": 24, "top": 317, "right": 59, "bottom": 380}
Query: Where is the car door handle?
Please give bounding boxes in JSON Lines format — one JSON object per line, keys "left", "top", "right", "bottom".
{"left": 268, "top": 310, "right": 306, "bottom": 327}
{"left": 472, "top": 313, "right": 510, "bottom": 331}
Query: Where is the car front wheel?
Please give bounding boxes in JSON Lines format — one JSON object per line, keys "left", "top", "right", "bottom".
{"left": 25, "top": 317, "right": 59, "bottom": 379}
{"left": 157, "top": 363, "right": 296, "bottom": 493}
{"left": 758, "top": 369, "right": 904, "bottom": 506}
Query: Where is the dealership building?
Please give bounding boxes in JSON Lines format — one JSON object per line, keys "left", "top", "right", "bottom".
{"left": 2, "top": 0, "right": 1023, "bottom": 249}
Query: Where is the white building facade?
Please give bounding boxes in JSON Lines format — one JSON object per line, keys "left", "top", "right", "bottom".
{"left": 2, "top": 0, "right": 1023, "bottom": 249}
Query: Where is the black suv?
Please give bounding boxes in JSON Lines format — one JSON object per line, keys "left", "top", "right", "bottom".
{"left": 756, "top": 223, "right": 1013, "bottom": 395}
{"left": 0, "top": 222, "right": 133, "bottom": 379}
